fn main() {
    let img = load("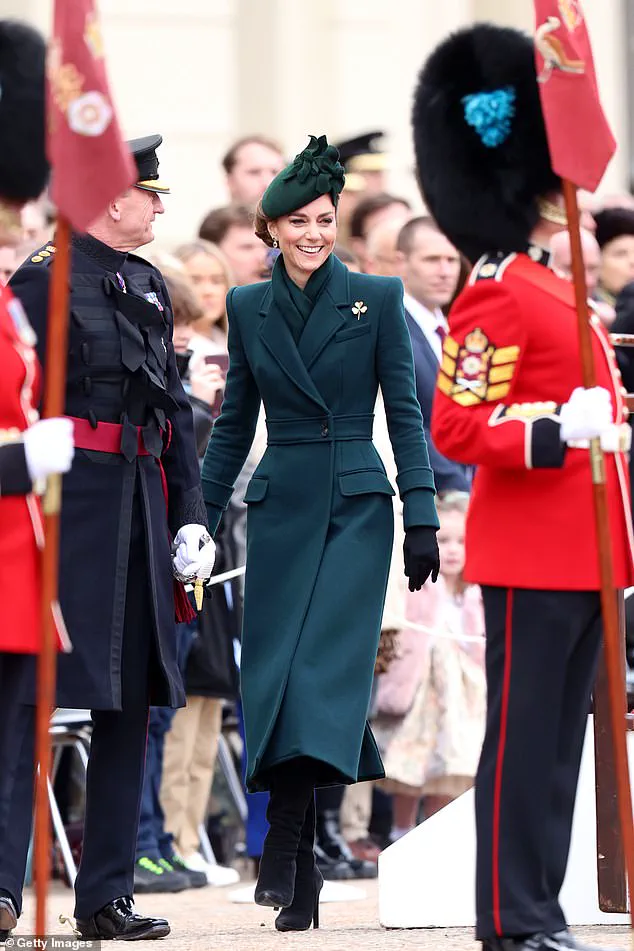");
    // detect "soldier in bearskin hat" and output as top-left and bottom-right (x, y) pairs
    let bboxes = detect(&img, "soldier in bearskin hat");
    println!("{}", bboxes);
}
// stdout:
(413, 23), (633, 951)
